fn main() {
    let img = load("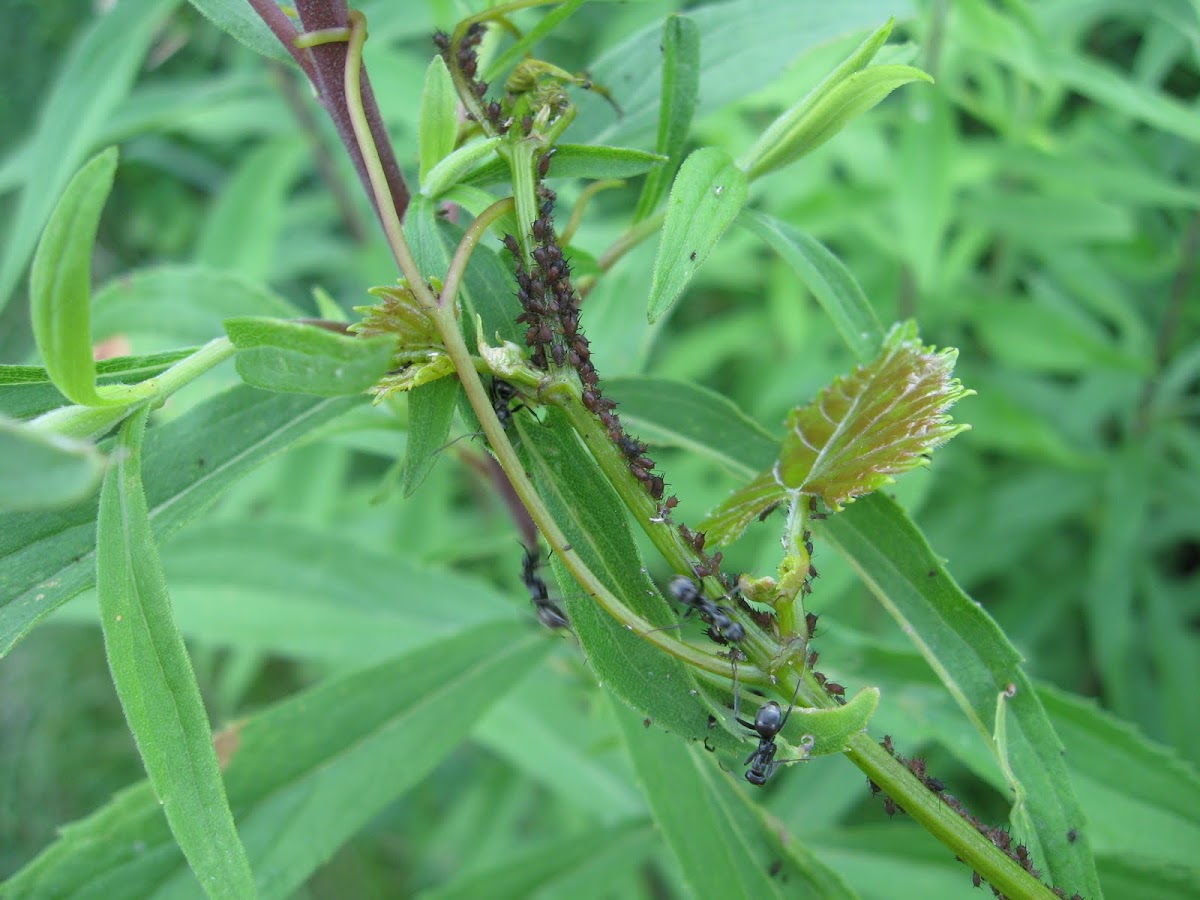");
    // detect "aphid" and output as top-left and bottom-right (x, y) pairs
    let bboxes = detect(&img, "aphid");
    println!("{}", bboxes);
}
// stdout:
(757, 501), (780, 522)
(734, 673), (809, 786)
(538, 148), (557, 178)
(805, 612), (819, 639)
(521, 544), (569, 629)
(502, 234), (521, 257)
(617, 435), (646, 458)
